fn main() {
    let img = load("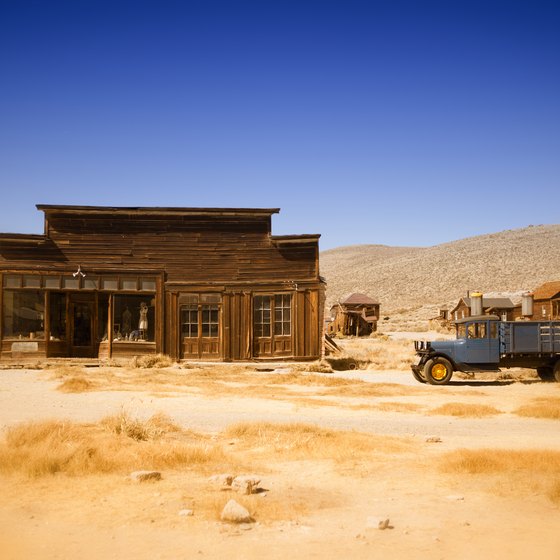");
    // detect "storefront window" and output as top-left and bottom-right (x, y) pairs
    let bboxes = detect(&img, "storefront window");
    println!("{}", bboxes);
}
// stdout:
(2, 290), (44, 339)
(113, 294), (155, 342)
(121, 278), (138, 291)
(140, 278), (156, 291)
(98, 293), (109, 342)
(49, 292), (66, 341)
(83, 277), (99, 290)
(63, 277), (80, 289)
(44, 276), (61, 289)
(3, 275), (21, 288)
(23, 275), (41, 288)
